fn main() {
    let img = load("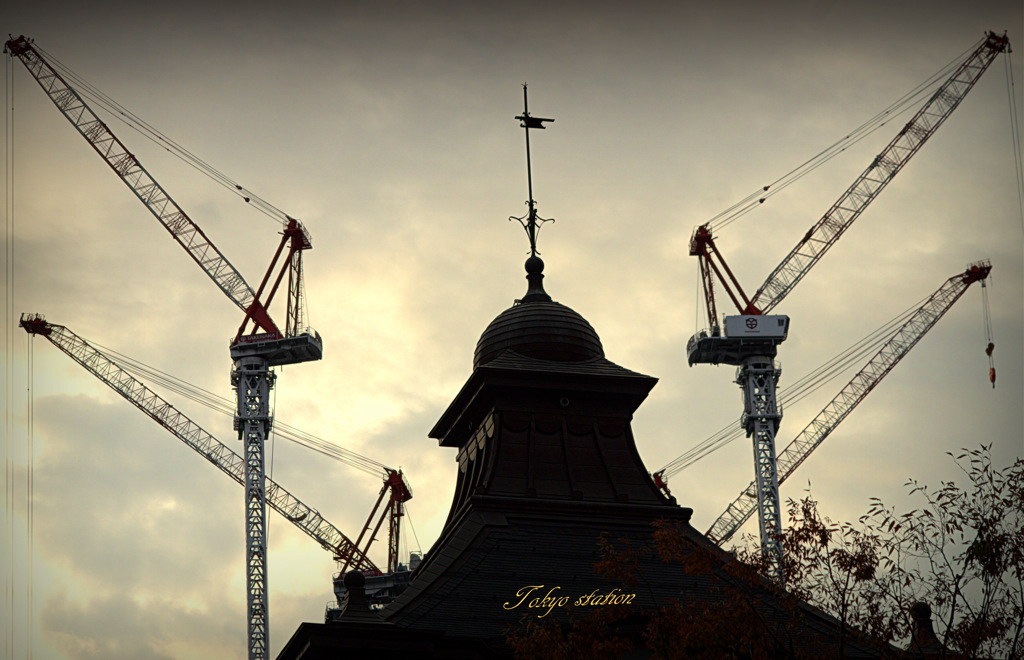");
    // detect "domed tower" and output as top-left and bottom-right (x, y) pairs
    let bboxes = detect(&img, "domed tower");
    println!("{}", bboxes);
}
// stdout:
(434, 255), (674, 513)
(279, 92), (891, 659)
(473, 254), (604, 367)
(371, 254), (693, 643)
(281, 255), (893, 658)
(370, 89), (697, 643)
